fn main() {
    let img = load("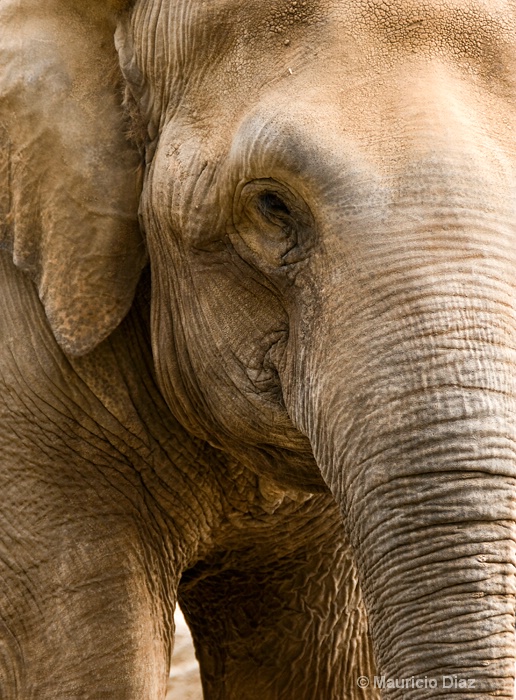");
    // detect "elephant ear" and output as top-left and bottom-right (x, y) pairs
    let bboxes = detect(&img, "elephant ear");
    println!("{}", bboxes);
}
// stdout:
(0, 0), (146, 356)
